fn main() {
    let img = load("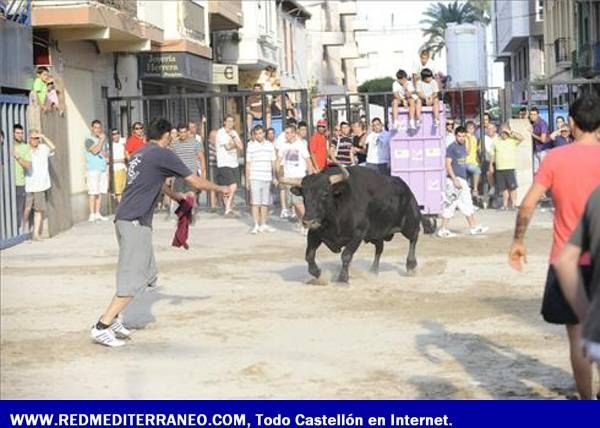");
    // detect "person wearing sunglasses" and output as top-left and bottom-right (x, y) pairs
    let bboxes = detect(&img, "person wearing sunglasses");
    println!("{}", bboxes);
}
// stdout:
(125, 122), (146, 160)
